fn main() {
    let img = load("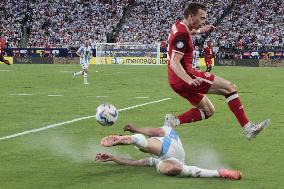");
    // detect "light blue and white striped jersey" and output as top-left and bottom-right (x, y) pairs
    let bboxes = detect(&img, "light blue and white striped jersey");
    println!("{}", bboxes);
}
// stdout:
(77, 45), (93, 61)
